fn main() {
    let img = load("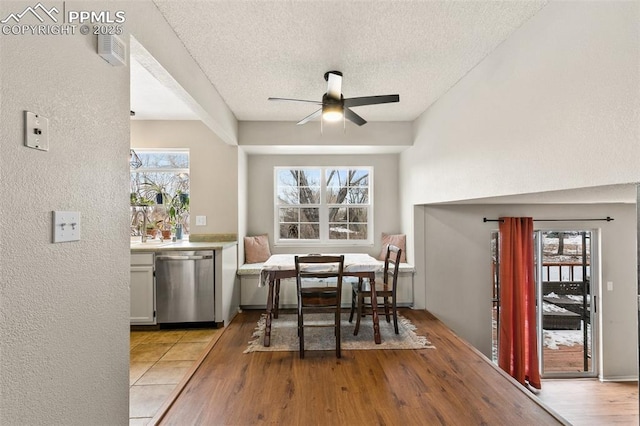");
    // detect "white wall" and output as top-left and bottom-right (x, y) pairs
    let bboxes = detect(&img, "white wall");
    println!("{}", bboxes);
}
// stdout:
(238, 149), (249, 263)
(246, 154), (401, 256)
(398, 0), (639, 378)
(402, 1), (640, 206)
(0, 3), (130, 423)
(422, 203), (637, 380)
(240, 121), (413, 150)
(131, 120), (238, 236)
(126, 1), (238, 145)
